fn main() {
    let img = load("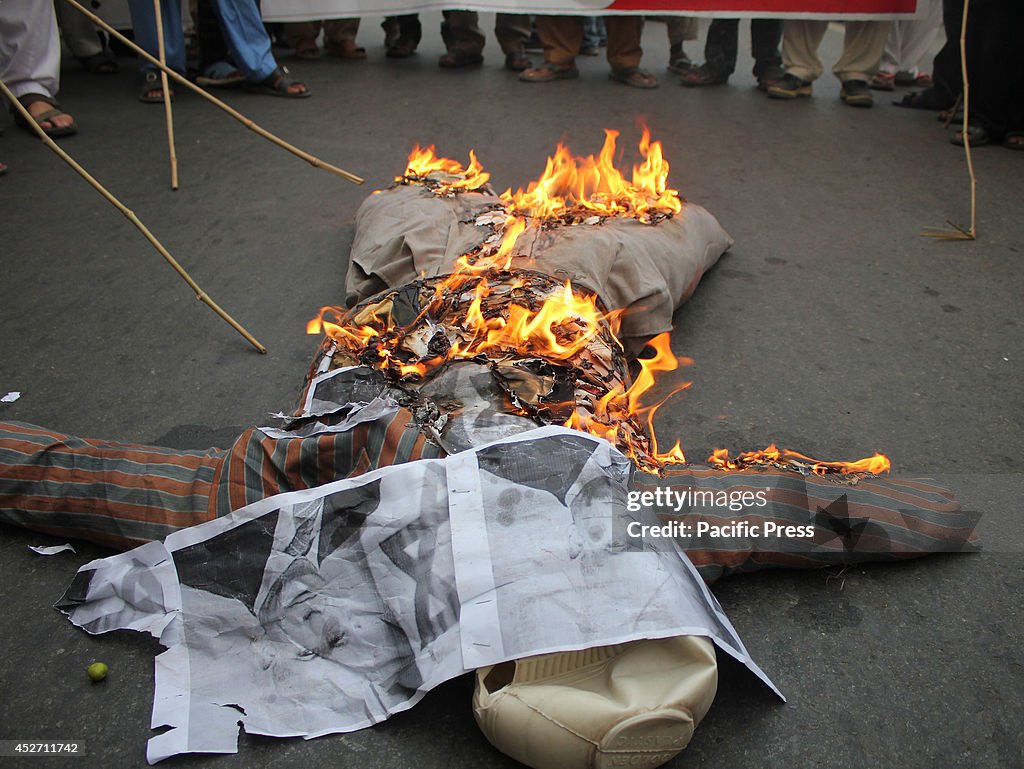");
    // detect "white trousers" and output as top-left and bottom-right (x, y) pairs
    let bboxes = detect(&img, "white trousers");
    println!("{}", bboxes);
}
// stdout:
(879, 0), (944, 76)
(0, 0), (61, 102)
